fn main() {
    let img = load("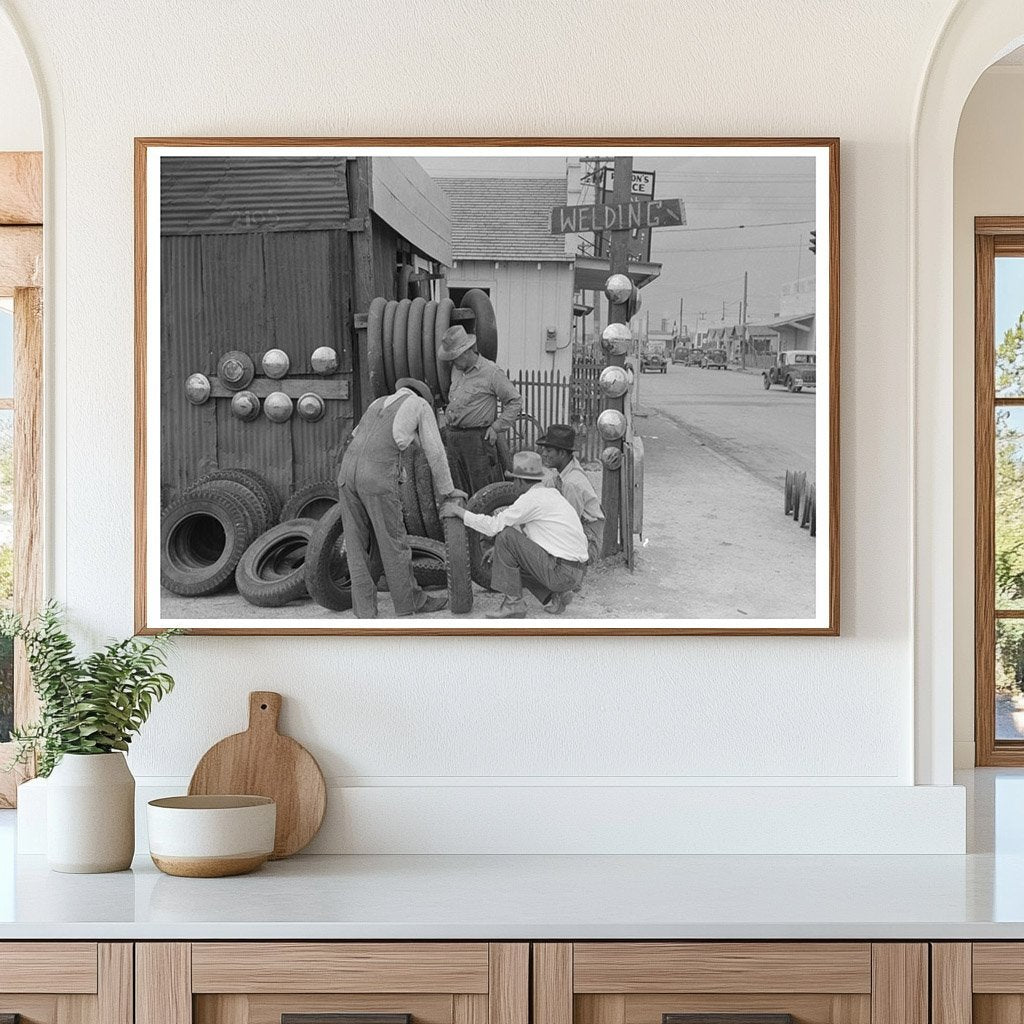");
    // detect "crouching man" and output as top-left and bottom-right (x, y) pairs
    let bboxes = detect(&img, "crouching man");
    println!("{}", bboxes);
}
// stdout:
(441, 451), (588, 619)
(536, 423), (605, 565)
